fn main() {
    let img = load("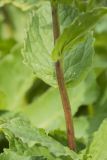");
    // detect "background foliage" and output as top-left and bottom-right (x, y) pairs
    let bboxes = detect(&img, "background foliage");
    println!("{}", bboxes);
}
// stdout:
(0, 0), (107, 159)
